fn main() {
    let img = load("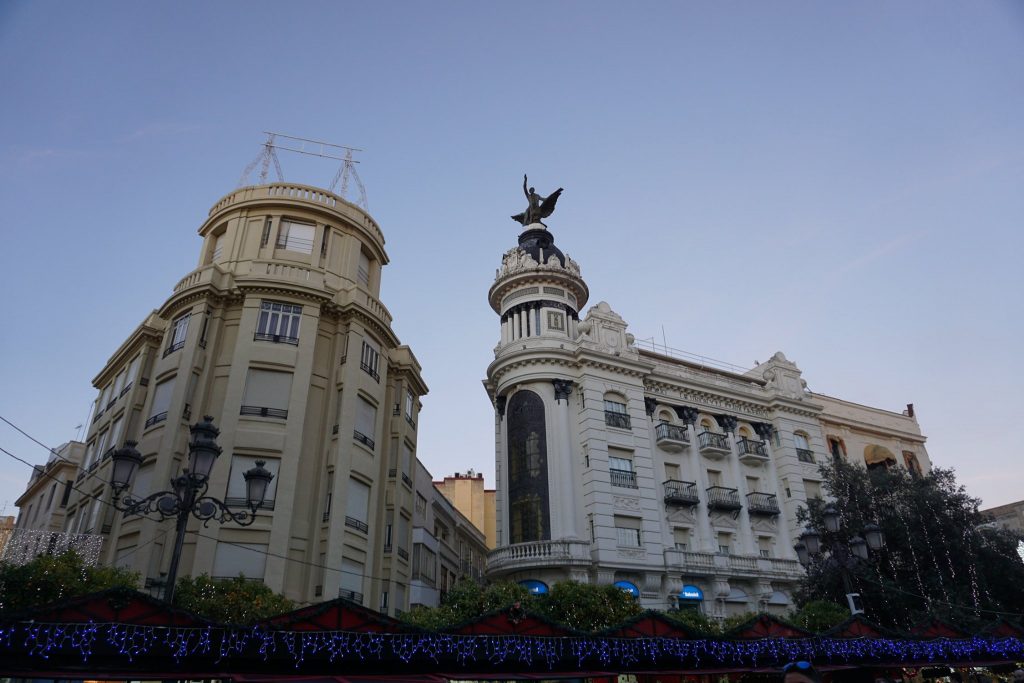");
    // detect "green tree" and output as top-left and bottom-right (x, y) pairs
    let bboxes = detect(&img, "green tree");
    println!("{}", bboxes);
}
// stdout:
(0, 550), (139, 613)
(532, 581), (643, 632)
(664, 607), (719, 634)
(172, 574), (294, 624)
(796, 460), (1024, 630)
(789, 600), (849, 632)
(402, 579), (536, 630)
